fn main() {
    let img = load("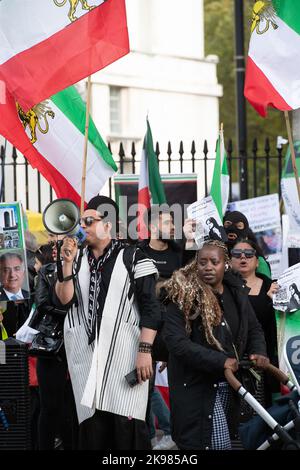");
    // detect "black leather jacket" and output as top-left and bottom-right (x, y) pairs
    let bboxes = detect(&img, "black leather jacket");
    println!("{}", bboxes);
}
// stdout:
(28, 263), (68, 336)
